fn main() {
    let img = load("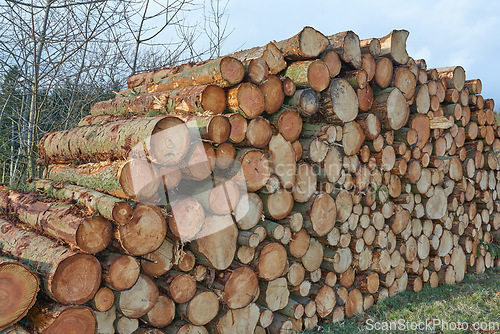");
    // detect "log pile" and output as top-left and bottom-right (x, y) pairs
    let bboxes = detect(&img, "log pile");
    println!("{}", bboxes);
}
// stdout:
(1, 26), (499, 333)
